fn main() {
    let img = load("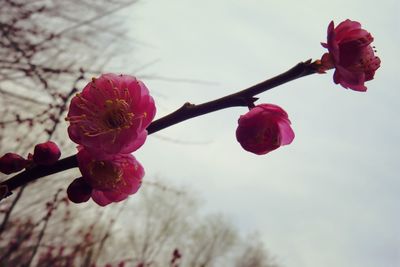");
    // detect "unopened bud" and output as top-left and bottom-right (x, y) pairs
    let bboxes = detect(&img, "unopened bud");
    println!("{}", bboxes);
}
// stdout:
(0, 153), (28, 174)
(67, 177), (92, 203)
(32, 141), (61, 165)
